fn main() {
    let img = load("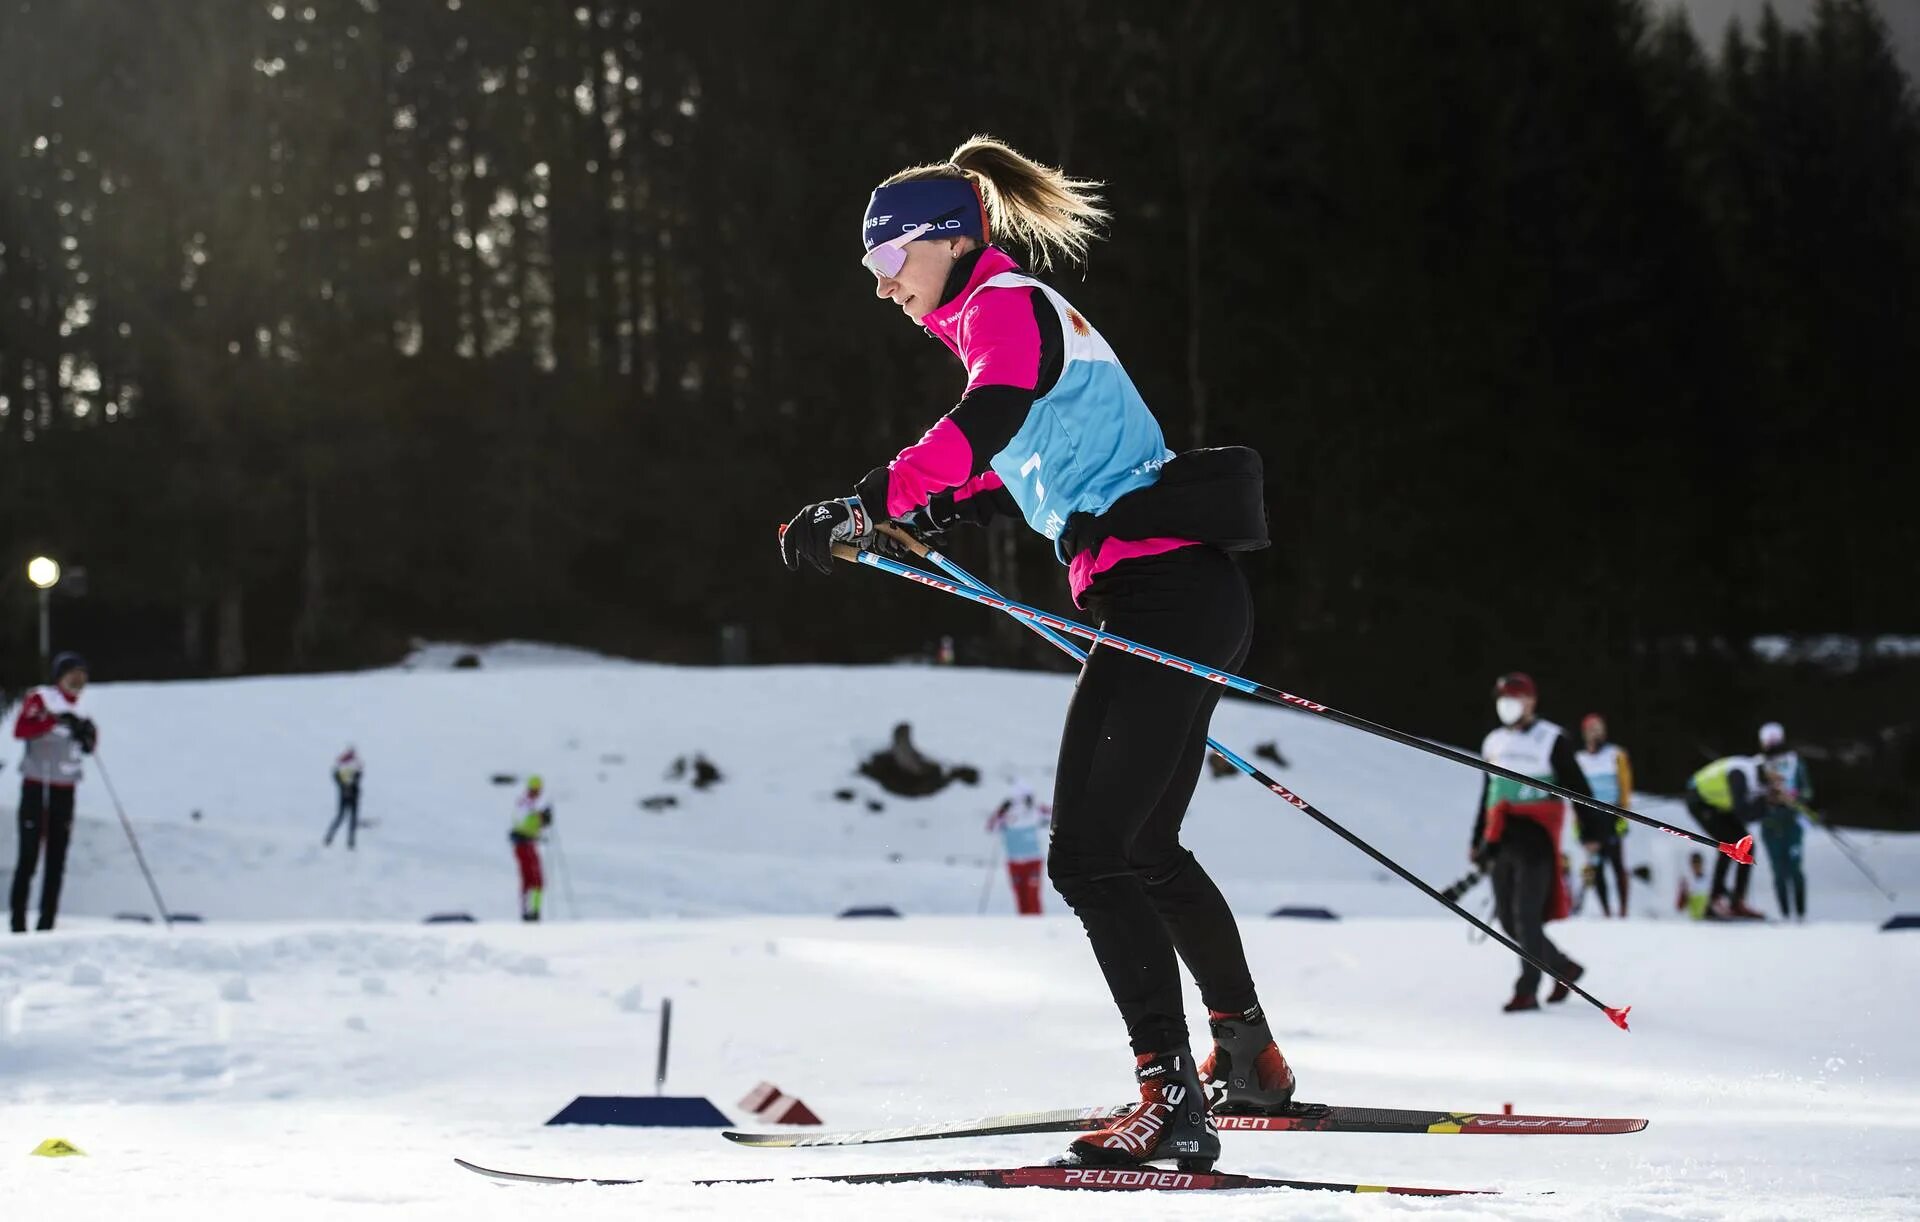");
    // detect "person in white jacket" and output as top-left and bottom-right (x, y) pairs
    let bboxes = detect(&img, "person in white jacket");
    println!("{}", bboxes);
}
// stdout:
(985, 780), (1053, 914)
(11, 652), (97, 933)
